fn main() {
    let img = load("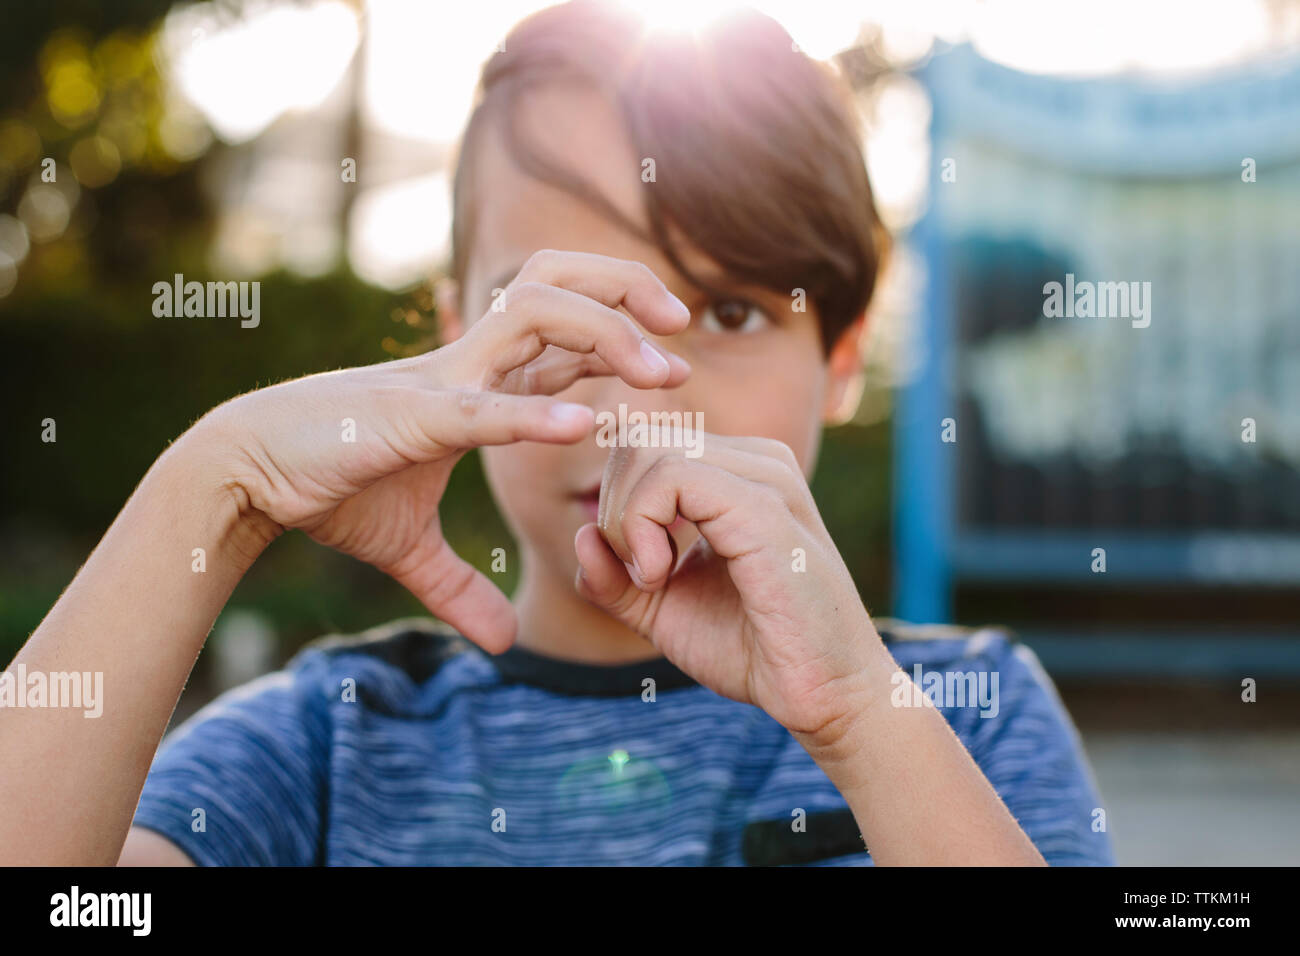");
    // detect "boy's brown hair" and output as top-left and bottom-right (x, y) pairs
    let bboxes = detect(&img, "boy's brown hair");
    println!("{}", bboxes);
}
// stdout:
(450, 0), (890, 354)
